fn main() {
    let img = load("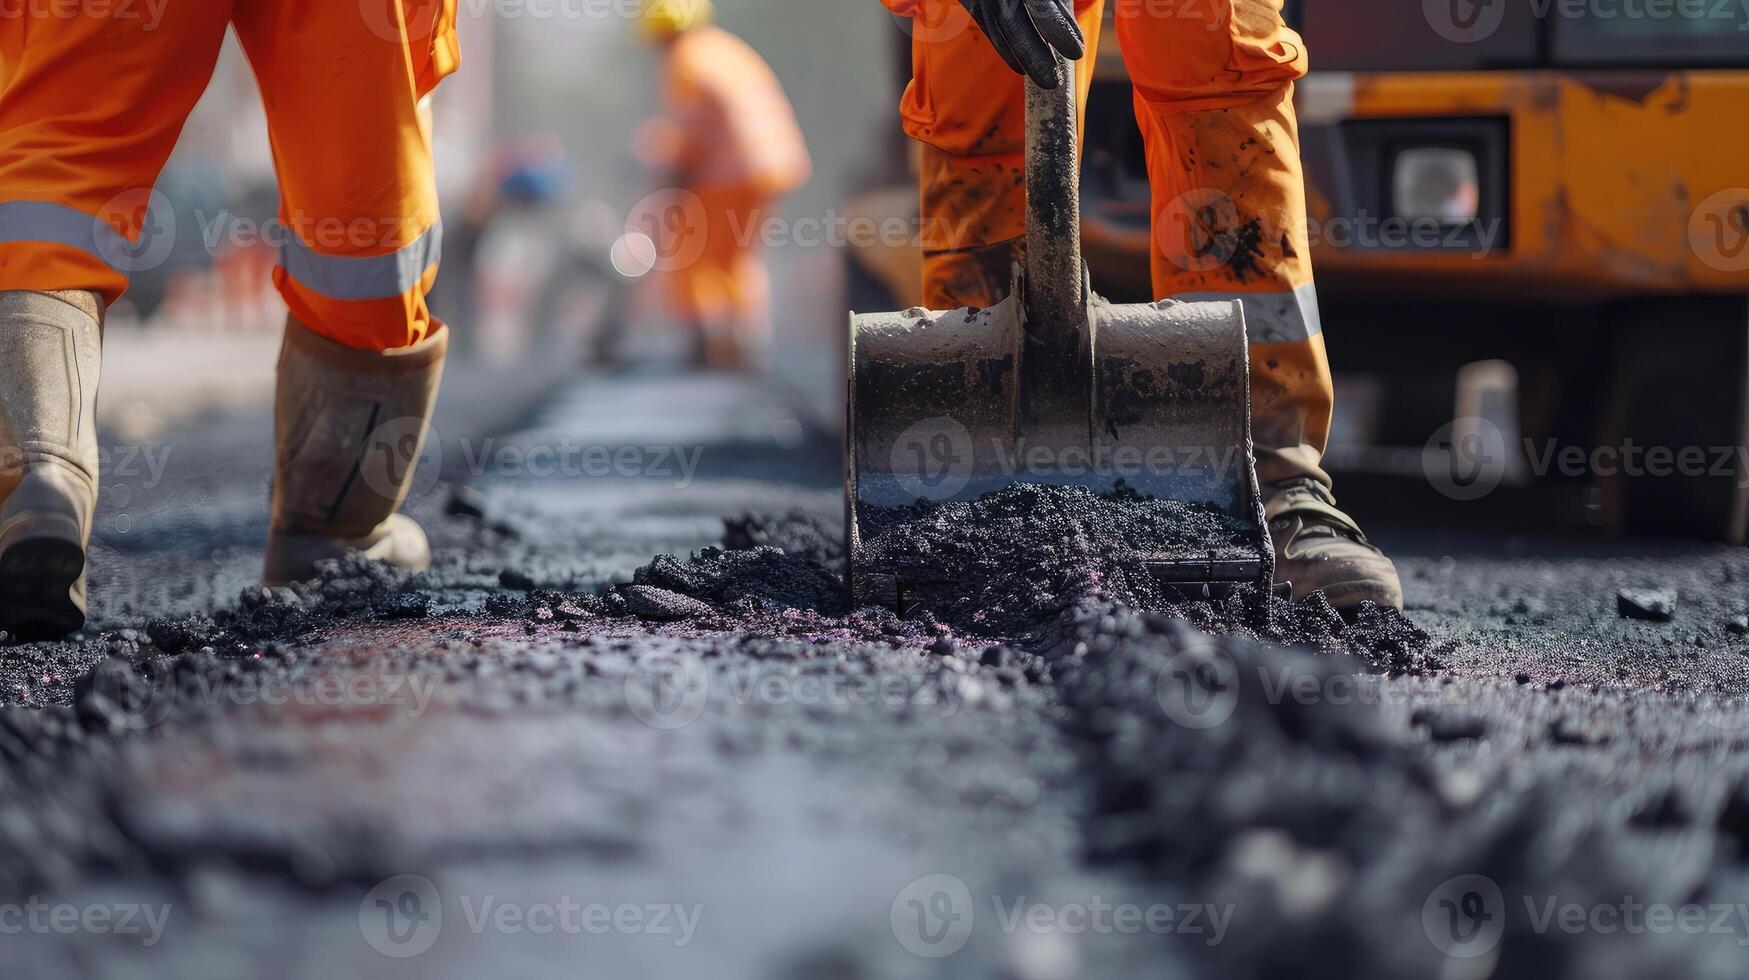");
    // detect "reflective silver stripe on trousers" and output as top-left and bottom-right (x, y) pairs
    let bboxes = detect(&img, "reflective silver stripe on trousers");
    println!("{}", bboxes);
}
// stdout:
(0, 200), (137, 273)
(278, 221), (442, 302)
(1168, 282), (1322, 345)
